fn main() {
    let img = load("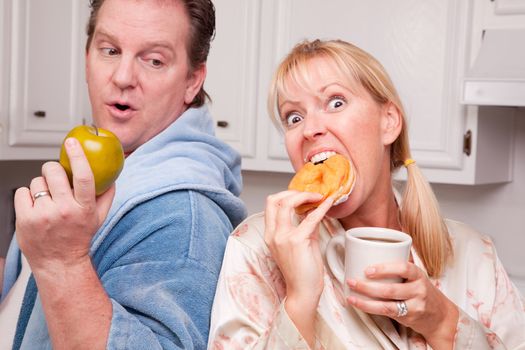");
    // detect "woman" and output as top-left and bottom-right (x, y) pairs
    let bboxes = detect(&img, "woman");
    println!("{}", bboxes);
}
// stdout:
(208, 39), (525, 349)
